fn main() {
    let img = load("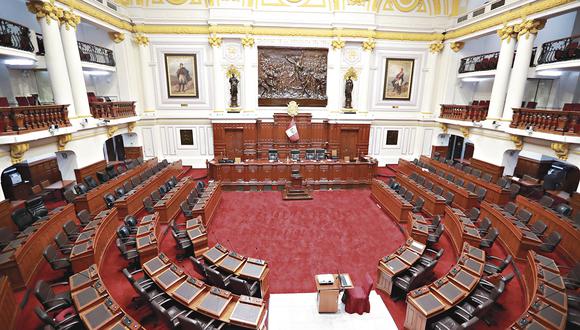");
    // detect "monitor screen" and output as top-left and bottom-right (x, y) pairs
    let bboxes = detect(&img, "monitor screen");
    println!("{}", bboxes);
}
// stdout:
(290, 151), (300, 161)
(8, 172), (22, 185)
